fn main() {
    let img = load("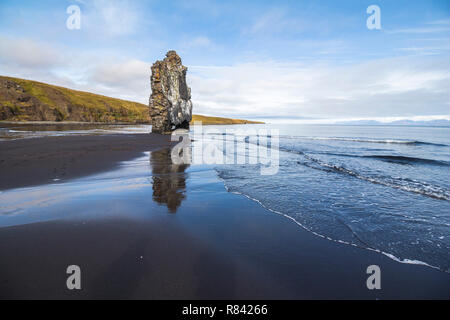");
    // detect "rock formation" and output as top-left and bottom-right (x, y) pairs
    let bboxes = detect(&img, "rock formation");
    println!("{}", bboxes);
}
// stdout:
(149, 50), (193, 134)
